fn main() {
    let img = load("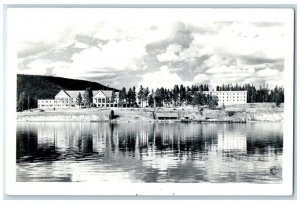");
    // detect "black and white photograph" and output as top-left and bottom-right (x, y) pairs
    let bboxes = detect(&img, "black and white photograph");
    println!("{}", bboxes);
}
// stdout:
(4, 7), (294, 196)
